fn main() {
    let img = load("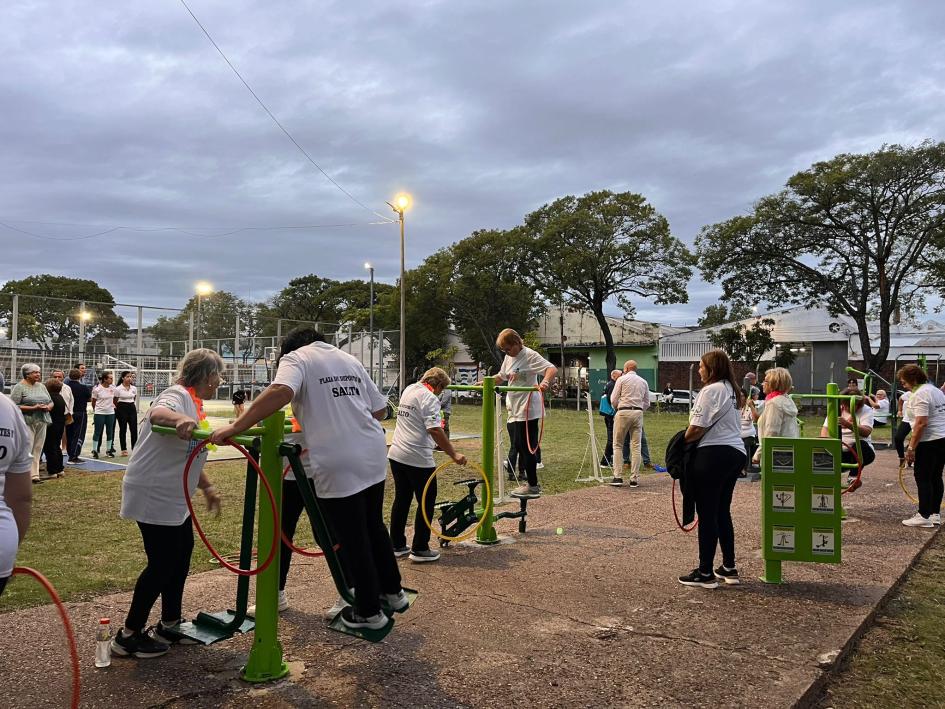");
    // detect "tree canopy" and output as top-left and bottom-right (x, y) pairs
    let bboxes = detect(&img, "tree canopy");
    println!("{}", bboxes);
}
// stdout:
(697, 303), (753, 328)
